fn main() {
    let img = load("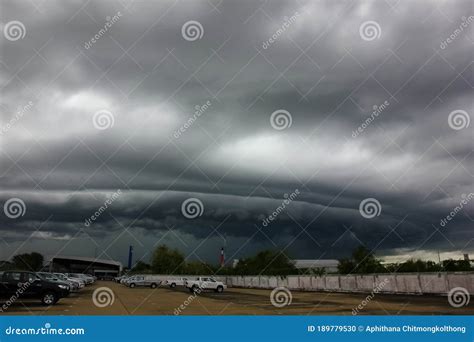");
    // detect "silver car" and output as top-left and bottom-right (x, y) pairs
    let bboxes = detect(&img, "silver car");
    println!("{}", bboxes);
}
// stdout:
(126, 275), (161, 288)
